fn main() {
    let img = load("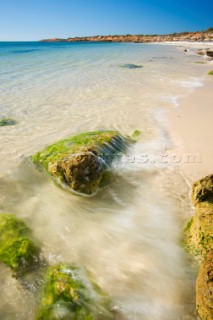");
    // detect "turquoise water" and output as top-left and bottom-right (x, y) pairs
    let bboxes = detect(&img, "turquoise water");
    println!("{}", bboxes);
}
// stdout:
(0, 42), (204, 319)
